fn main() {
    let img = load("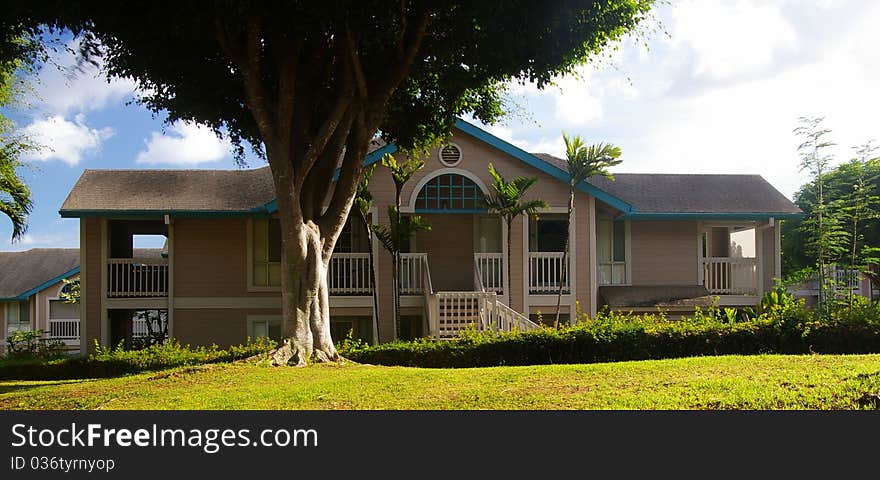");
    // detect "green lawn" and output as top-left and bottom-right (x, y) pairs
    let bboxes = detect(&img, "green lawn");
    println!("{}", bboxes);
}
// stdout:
(2, 354), (879, 410)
